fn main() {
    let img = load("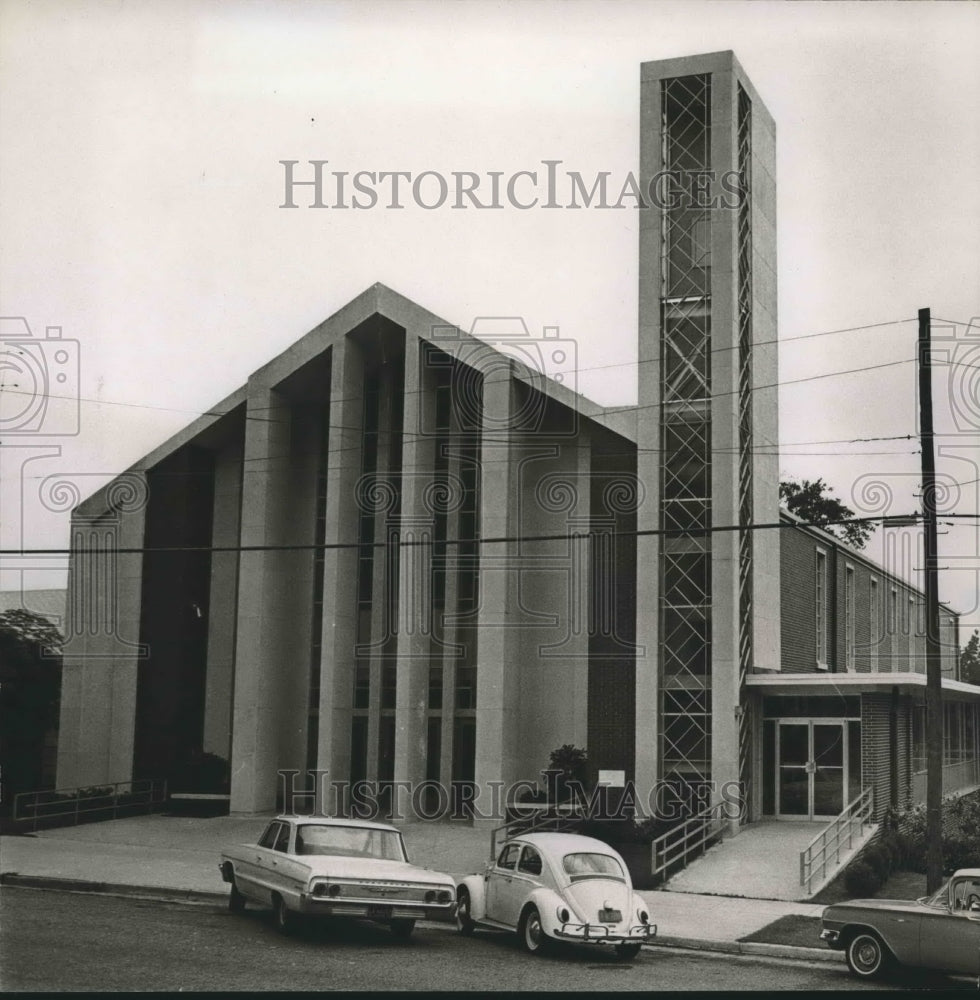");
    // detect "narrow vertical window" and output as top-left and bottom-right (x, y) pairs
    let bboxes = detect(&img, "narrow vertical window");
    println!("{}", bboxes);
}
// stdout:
(815, 549), (828, 668)
(869, 577), (879, 672)
(844, 565), (855, 672)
